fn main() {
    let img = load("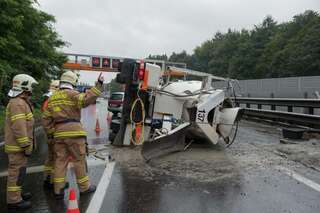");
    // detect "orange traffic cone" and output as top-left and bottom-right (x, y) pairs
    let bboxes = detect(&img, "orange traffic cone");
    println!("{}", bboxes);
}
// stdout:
(67, 188), (79, 213)
(95, 118), (101, 135)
